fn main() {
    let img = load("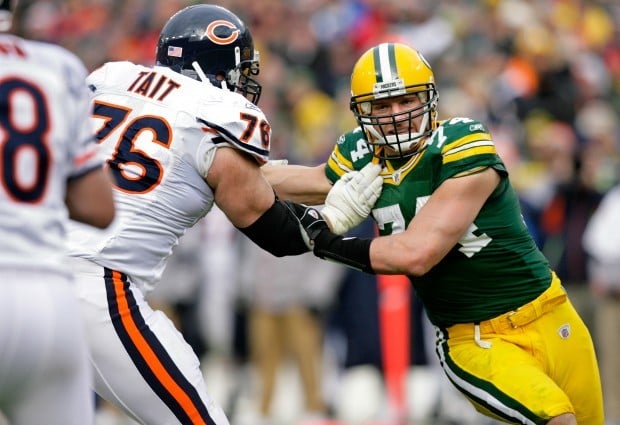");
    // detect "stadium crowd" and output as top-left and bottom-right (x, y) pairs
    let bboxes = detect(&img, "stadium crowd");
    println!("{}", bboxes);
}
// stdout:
(10, 0), (620, 424)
